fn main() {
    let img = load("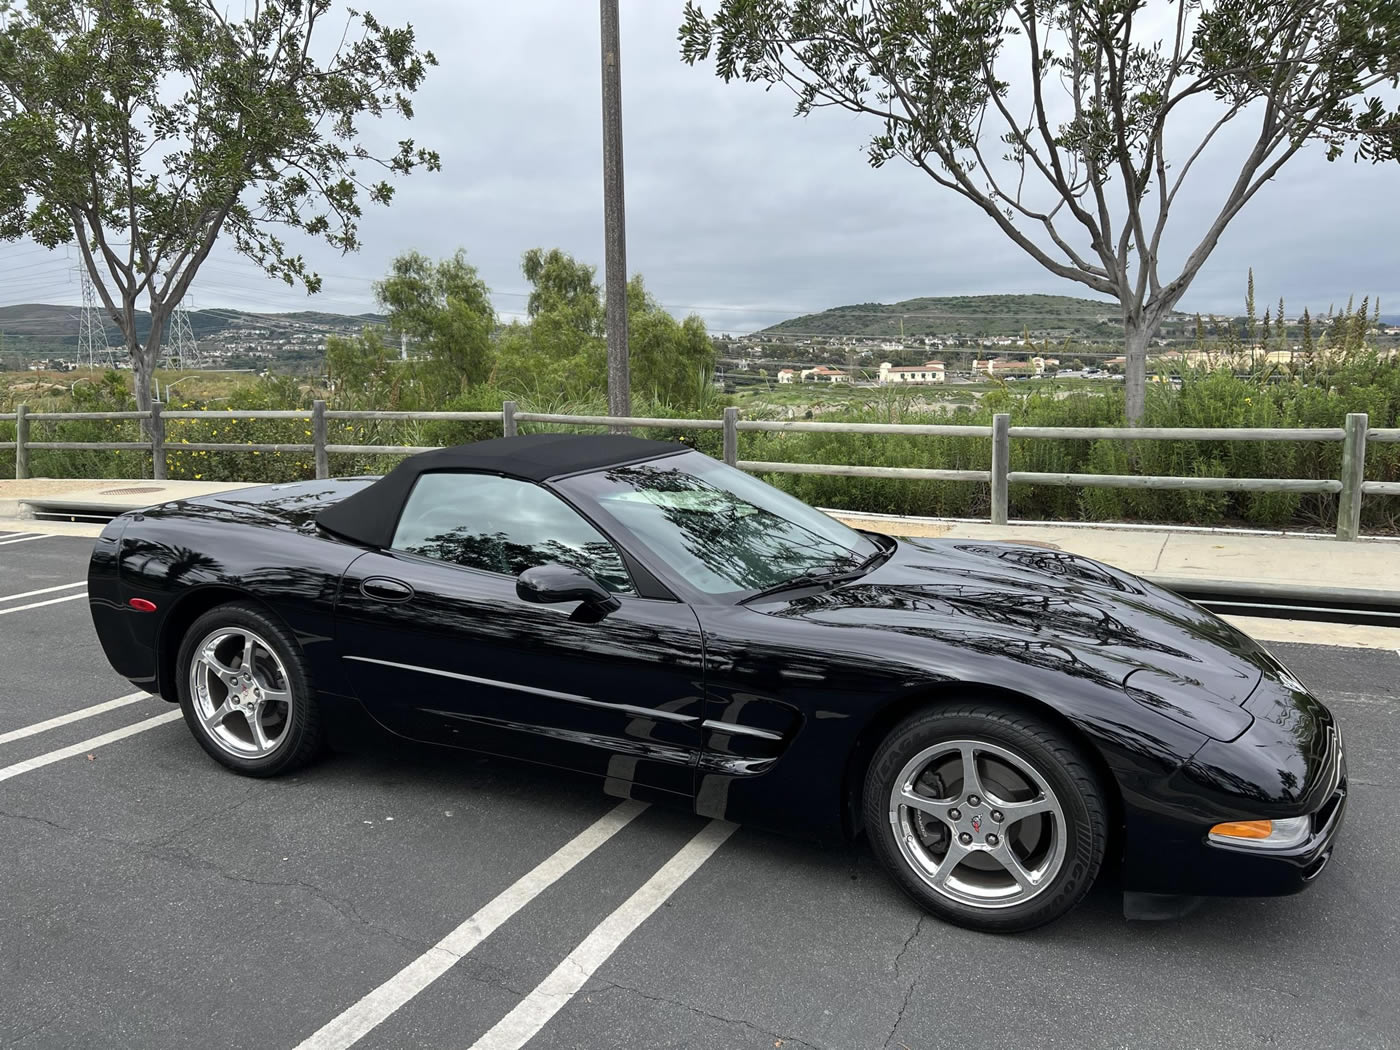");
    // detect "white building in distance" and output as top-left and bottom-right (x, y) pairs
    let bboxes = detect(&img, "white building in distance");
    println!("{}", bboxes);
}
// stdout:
(878, 361), (946, 384)
(800, 366), (851, 383)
